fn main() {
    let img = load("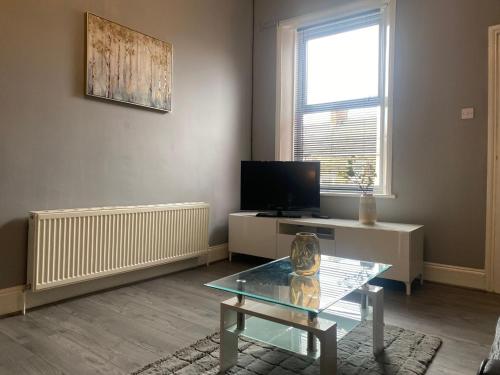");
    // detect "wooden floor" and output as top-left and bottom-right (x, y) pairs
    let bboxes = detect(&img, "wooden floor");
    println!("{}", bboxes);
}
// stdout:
(0, 258), (499, 374)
